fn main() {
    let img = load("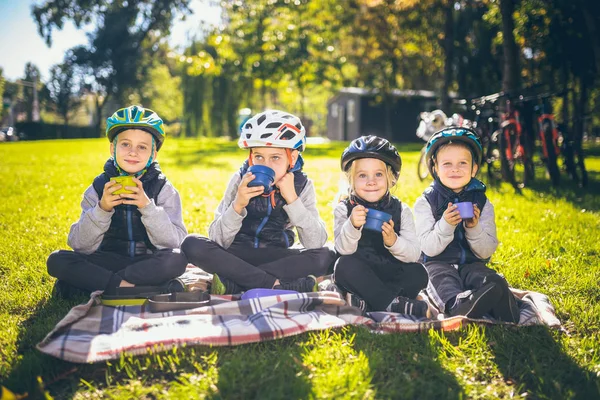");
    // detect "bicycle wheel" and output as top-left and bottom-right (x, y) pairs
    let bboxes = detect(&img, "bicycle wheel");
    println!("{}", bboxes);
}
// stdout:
(541, 120), (560, 186)
(417, 146), (429, 181)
